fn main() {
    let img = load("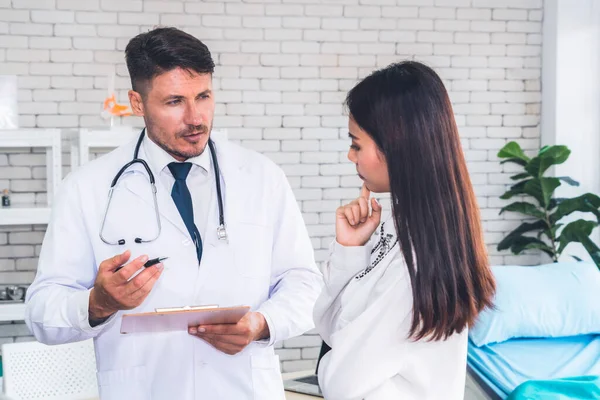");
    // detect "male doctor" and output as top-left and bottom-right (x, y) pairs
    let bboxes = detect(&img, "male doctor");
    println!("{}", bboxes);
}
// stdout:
(25, 27), (322, 400)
